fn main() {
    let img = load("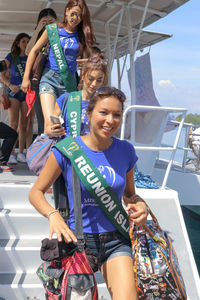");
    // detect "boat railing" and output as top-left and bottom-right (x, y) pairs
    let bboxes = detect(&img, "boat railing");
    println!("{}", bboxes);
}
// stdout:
(120, 105), (187, 189)
(169, 121), (200, 170)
